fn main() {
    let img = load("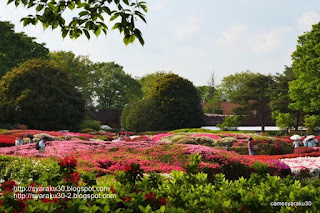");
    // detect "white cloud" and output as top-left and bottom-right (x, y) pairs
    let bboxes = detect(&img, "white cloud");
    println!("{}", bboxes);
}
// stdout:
(175, 15), (201, 38)
(251, 27), (293, 53)
(298, 11), (320, 33)
(216, 24), (248, 47)
(150, 1), (167, 12)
